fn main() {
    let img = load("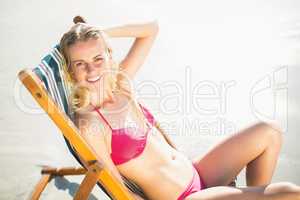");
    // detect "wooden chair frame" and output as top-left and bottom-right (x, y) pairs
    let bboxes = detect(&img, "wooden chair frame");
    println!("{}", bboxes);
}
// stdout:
(19, 68), (237, 200)
(19, 69), (134, 200)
